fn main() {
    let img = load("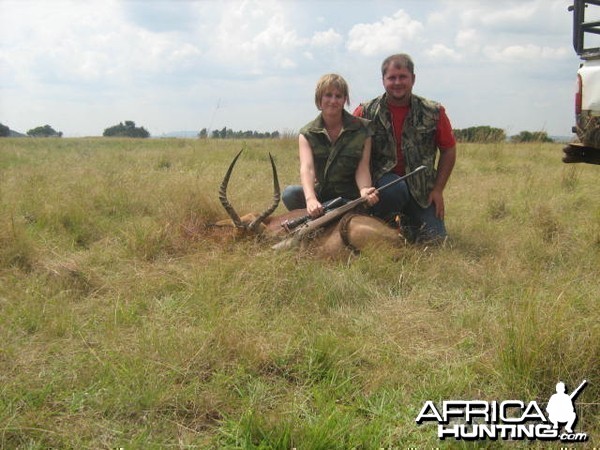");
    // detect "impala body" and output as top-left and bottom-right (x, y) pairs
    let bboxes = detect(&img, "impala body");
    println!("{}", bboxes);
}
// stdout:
(217, 150), (403, 258)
